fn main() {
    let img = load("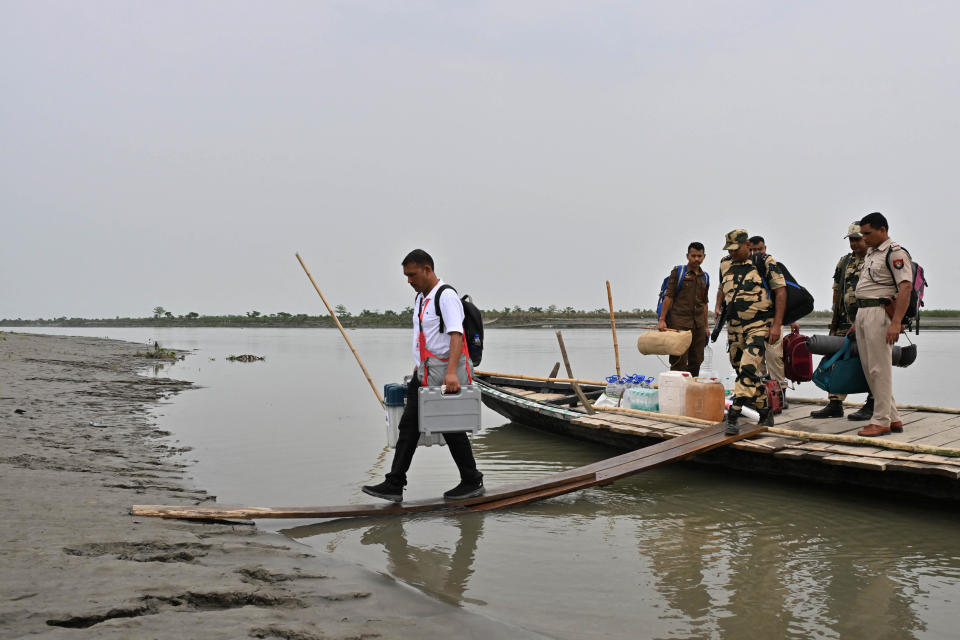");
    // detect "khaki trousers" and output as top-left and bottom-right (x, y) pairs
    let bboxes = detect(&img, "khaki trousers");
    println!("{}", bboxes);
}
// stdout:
(762, 335), (785, 385)
(855, 306), (899, 427)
